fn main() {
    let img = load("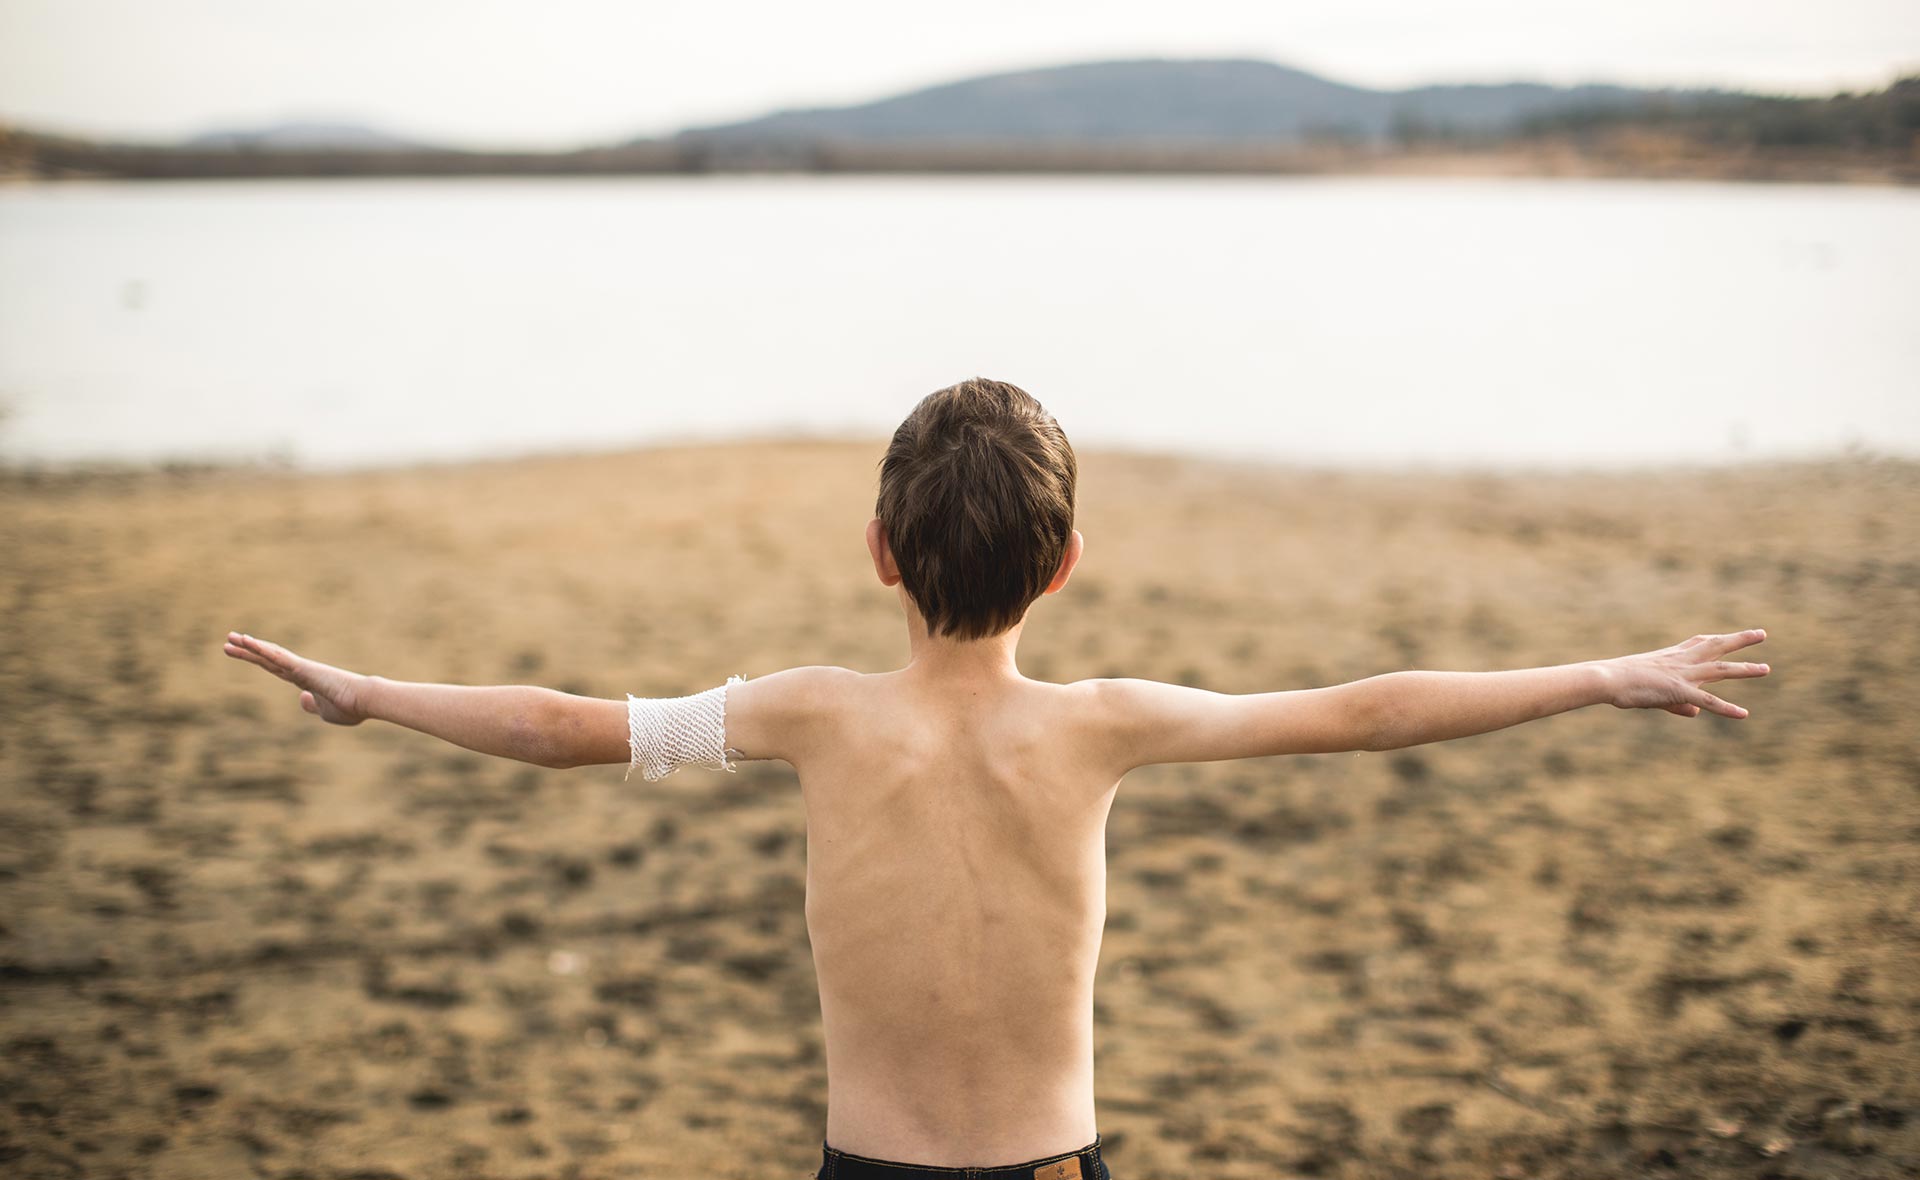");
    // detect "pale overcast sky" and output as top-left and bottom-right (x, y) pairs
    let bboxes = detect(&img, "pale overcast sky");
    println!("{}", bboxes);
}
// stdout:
(4, 0), (1916, 148)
